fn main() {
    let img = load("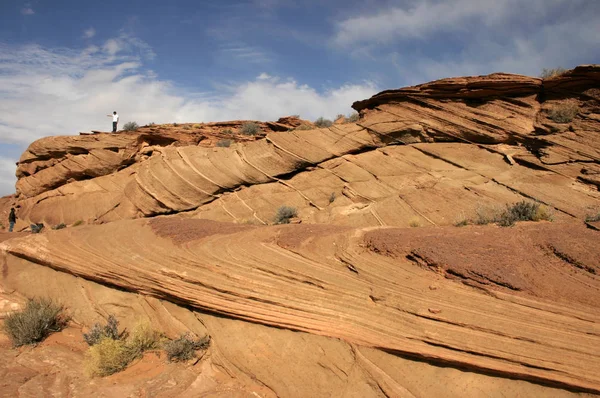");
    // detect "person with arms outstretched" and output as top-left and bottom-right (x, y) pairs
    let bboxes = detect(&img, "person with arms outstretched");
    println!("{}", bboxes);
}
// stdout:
(107, 111), (119, 132)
